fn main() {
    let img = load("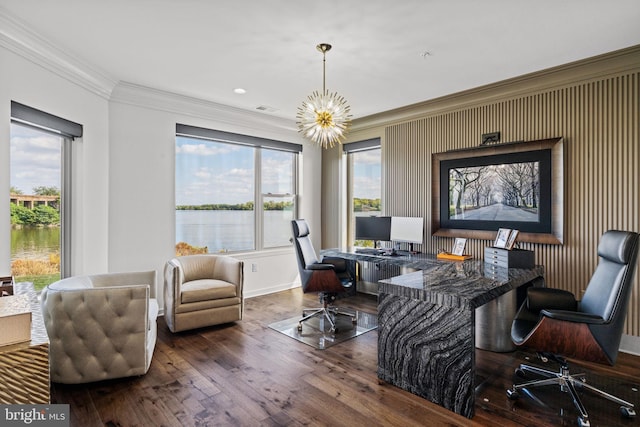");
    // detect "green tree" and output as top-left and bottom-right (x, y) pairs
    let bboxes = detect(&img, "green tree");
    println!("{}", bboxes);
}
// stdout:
(33, 205), (60, 225)
(10, 186), (23, 195)
(353, 197), (381, 212)
(33, 186), (60, 196)
(10, 203), (35, 225)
